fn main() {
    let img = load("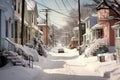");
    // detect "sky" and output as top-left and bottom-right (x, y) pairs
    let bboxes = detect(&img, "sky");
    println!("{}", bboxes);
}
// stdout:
(31, 0), (94, 28)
